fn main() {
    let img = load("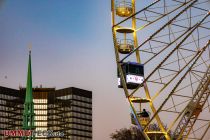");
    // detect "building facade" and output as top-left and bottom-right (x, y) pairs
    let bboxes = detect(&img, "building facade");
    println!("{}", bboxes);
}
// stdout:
(0, 87), (24, 134)
(0, 86), (92, 140)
